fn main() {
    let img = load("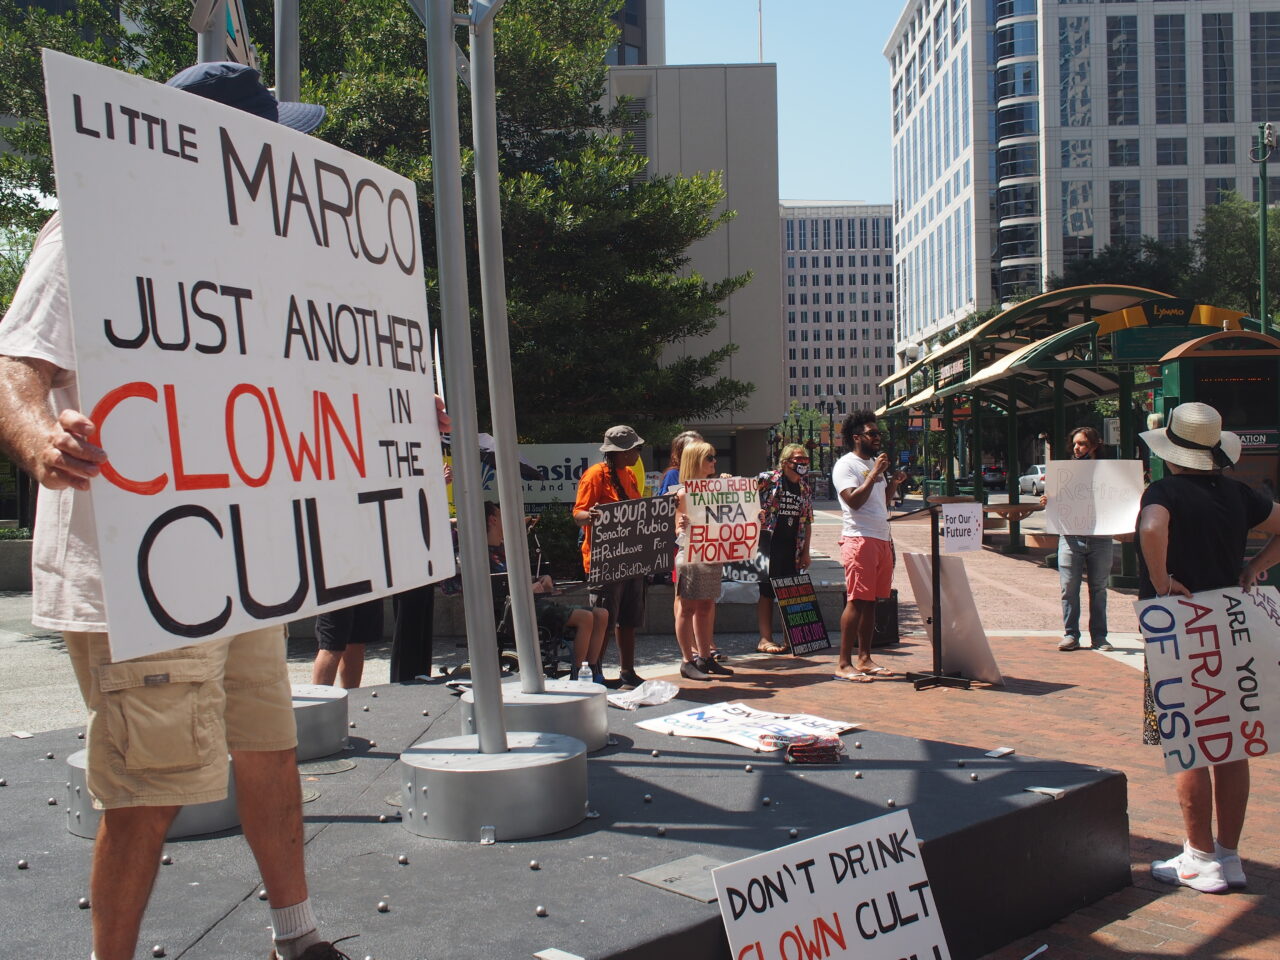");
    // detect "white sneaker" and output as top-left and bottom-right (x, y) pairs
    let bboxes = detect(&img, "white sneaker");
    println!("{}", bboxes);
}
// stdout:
(1215, 843), (1247, 889)
(1152, 843), (1228, 894)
